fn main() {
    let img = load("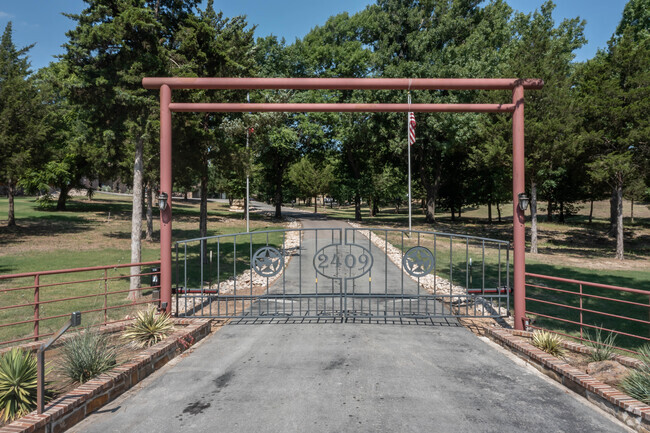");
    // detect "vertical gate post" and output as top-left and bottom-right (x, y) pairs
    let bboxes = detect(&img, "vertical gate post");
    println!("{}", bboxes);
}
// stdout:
(512, 84), (526, 330)
(160, 84), (173, 313)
